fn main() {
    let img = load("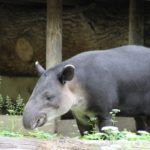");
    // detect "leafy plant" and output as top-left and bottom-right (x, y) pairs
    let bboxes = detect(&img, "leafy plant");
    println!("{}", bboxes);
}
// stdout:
(87, 117), (97, 134)
(16, 94), (25, 115)
(0, 94), (3, 112)
(0, 76), (2, 85)
(28, 129), (57, 139)
(81, 127), (150, 141)
(0, 129), (57, 139)
(0, 94), (25, 115)
(0, 130), (23, 137)
(110, 109), (120, 126)
(0, 77), (25, 115)
(0, 77), (3, 112)
(5, 95), (15, 115)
